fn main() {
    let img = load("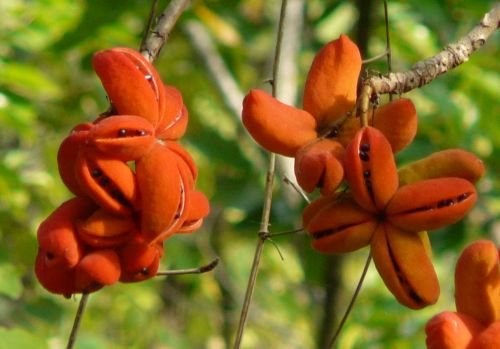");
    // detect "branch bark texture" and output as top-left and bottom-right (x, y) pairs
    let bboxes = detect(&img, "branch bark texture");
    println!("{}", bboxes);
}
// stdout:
(140, 0), (191, 62)
(365, 3), (499, 96)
